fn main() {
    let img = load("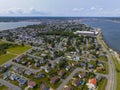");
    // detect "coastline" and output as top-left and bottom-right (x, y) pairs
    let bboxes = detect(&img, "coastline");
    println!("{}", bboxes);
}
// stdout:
(98, 29), (120, 63)
(0, 21), (41, 31)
